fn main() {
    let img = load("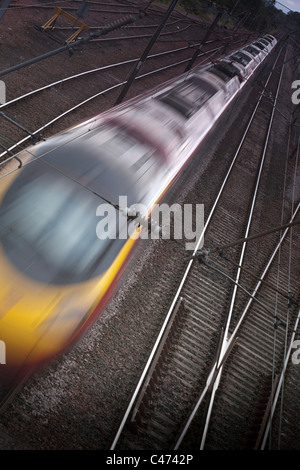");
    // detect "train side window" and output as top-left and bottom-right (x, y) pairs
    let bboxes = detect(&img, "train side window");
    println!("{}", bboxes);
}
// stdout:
(157, 76), (218, 119)
(208, 61), (240, 83)
(260, 39), (269, 47)
(230, 52), (251, 66)
(265, 36), (274, 43)
(253, 42), (265, 50)
(244, 46), (260, 57)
